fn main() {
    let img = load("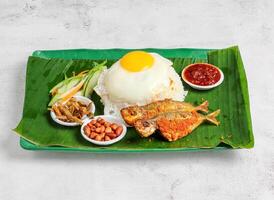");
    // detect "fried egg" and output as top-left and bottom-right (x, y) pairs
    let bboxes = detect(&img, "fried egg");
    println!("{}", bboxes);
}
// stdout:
(94, 51), (187, 120)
